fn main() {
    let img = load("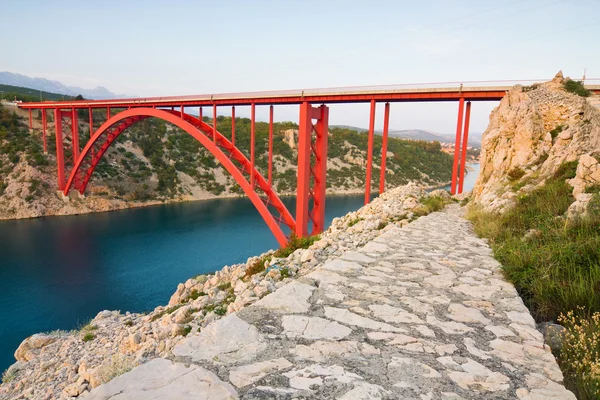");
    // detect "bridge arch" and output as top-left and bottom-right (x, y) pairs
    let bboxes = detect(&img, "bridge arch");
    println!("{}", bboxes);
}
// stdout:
(64, 107), (295, 246)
